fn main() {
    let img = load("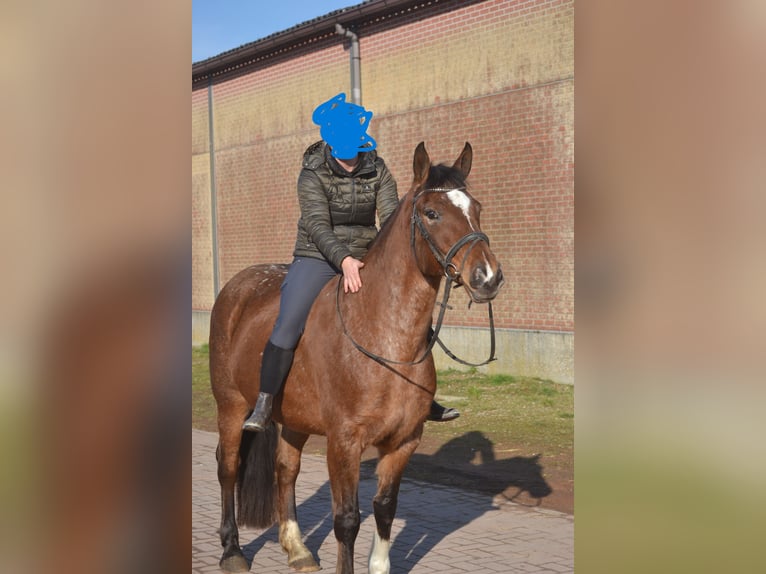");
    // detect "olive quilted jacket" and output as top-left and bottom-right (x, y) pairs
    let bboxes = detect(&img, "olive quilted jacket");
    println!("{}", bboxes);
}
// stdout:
(292, 141), (399, 268)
